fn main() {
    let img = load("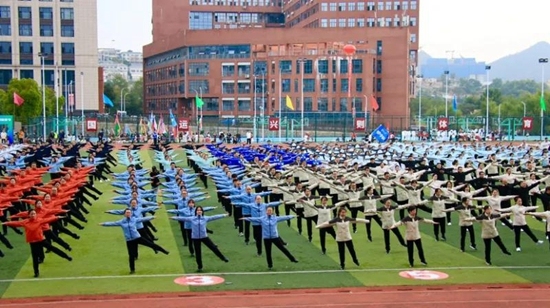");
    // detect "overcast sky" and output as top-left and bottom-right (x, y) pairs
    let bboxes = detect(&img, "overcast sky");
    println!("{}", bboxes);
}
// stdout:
(98, 0), (550, 62)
